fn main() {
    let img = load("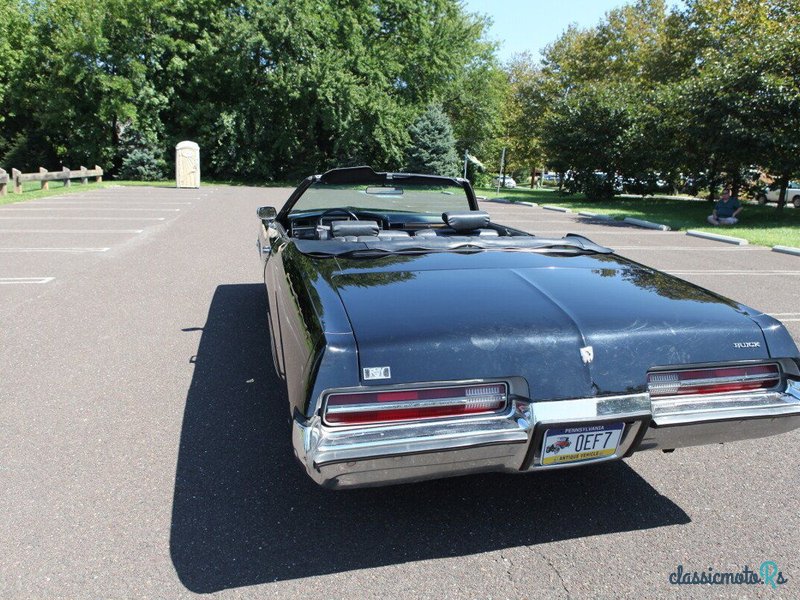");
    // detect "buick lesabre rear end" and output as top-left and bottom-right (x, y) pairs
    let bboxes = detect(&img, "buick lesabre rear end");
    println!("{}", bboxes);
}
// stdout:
(256, 167), (800, 488)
